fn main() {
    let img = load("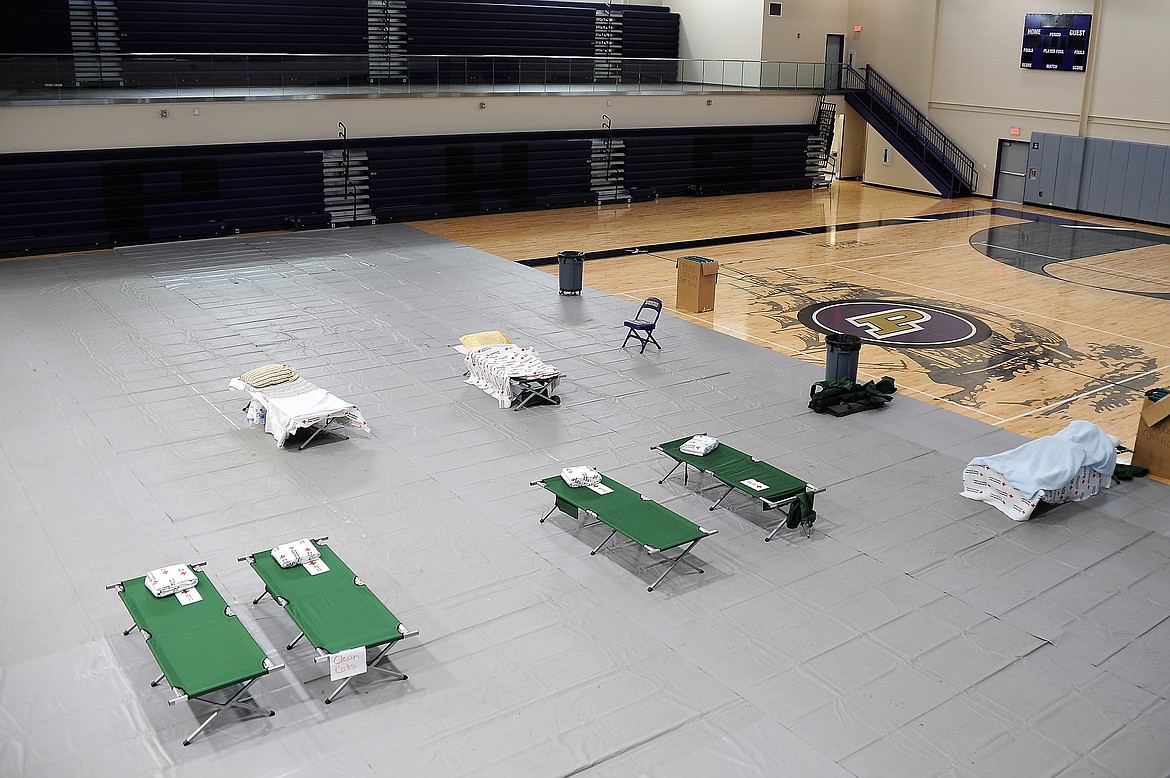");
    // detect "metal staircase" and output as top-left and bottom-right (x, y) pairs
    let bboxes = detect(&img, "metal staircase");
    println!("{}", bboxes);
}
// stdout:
(368, 0), (407, 82)
(68, 0), (123, 86)
(841, 64), (977, 197)
(592, 115), (631, 204)
(593, 8), (623, 83)
(806, 95), (837, 189)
